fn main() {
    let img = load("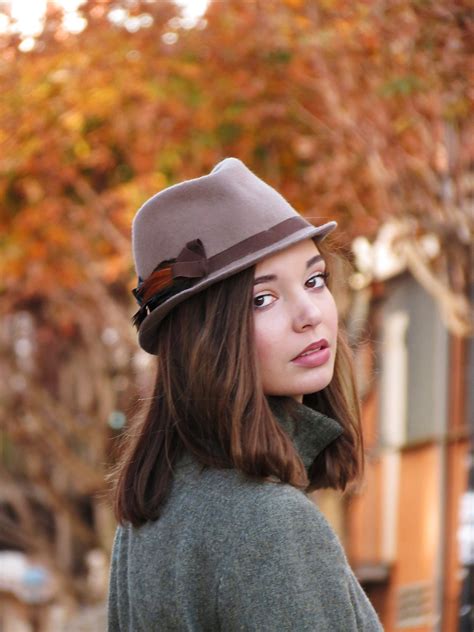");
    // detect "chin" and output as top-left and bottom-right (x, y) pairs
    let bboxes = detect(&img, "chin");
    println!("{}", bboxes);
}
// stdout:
(291, 371), (334, 397)
(276, 381), (332, 400)
(264, 364), (335, 399)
